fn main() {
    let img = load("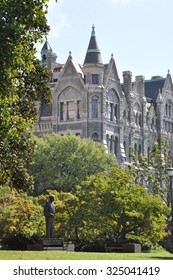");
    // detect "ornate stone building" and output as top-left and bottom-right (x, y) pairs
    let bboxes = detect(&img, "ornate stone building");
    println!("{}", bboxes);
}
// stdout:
(34, 26), (173, 163)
